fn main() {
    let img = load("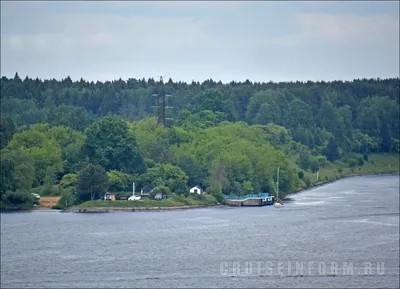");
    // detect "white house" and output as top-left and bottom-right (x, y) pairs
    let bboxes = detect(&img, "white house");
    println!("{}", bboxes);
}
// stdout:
(189, 185), (204, 195)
